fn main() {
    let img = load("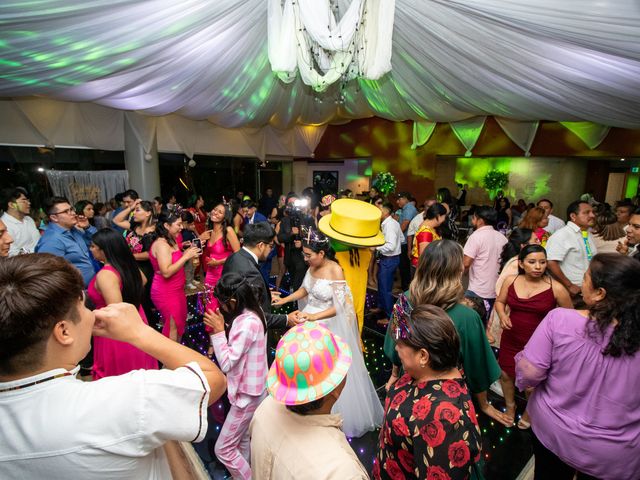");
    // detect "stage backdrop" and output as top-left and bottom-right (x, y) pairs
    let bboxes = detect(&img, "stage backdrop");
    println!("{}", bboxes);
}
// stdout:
(45, 170), (129, 205)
